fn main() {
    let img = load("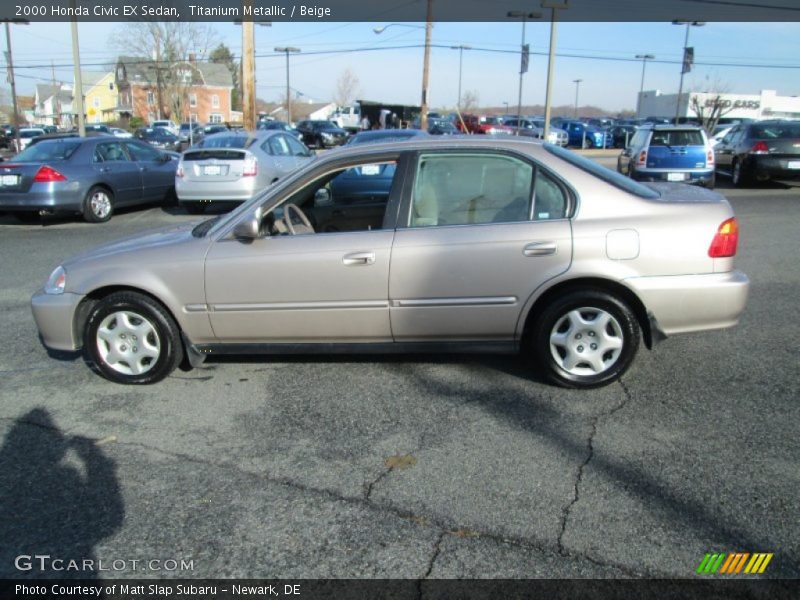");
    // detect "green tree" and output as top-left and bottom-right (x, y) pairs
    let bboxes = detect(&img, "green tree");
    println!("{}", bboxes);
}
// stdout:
(209, 43), (242, 113)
